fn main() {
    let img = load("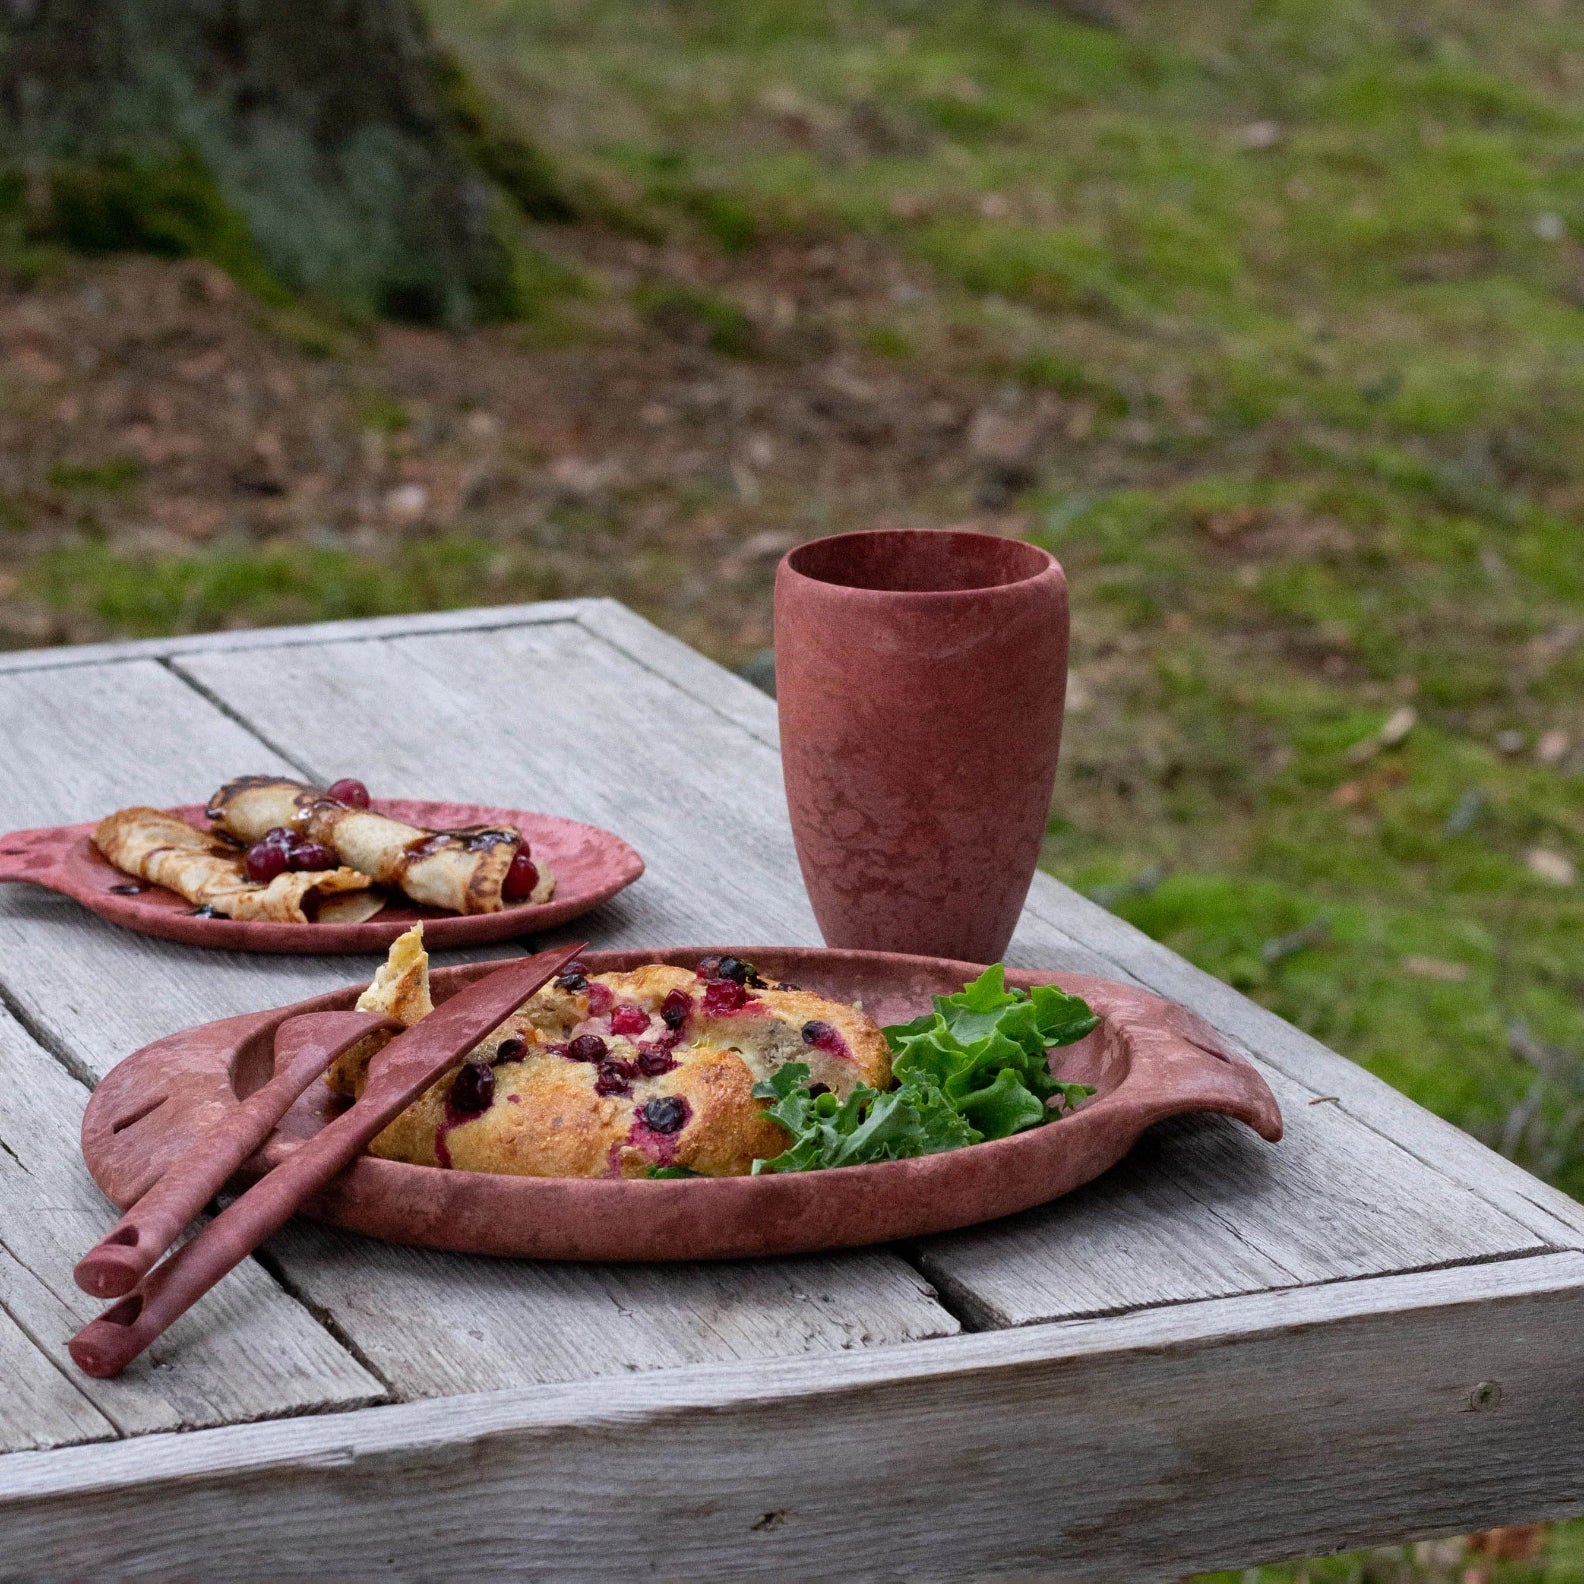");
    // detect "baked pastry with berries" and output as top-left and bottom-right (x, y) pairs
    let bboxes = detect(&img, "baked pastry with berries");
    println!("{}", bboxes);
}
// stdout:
(329, 931), (891, 1177)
